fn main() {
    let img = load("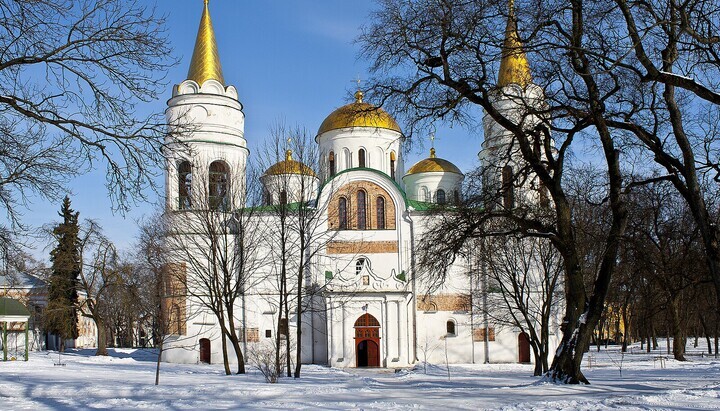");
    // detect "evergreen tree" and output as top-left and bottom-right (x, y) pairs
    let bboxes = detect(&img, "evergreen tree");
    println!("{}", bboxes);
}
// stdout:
(46, 196), (80, 349)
